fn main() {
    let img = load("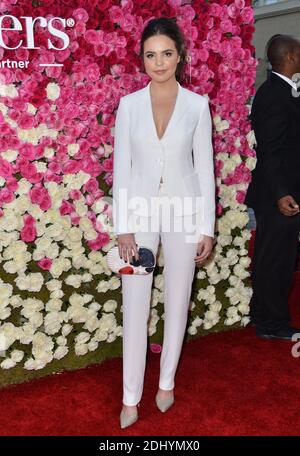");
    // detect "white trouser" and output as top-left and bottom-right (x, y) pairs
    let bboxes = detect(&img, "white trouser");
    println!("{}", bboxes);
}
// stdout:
(121, 183), (203, 406)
